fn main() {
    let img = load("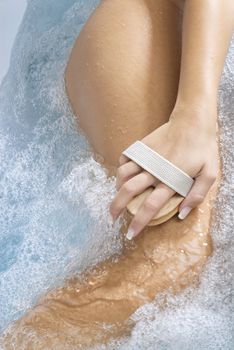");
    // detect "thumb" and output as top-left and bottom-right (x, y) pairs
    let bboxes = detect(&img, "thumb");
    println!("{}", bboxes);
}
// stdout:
(178, 165), (217, 220)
